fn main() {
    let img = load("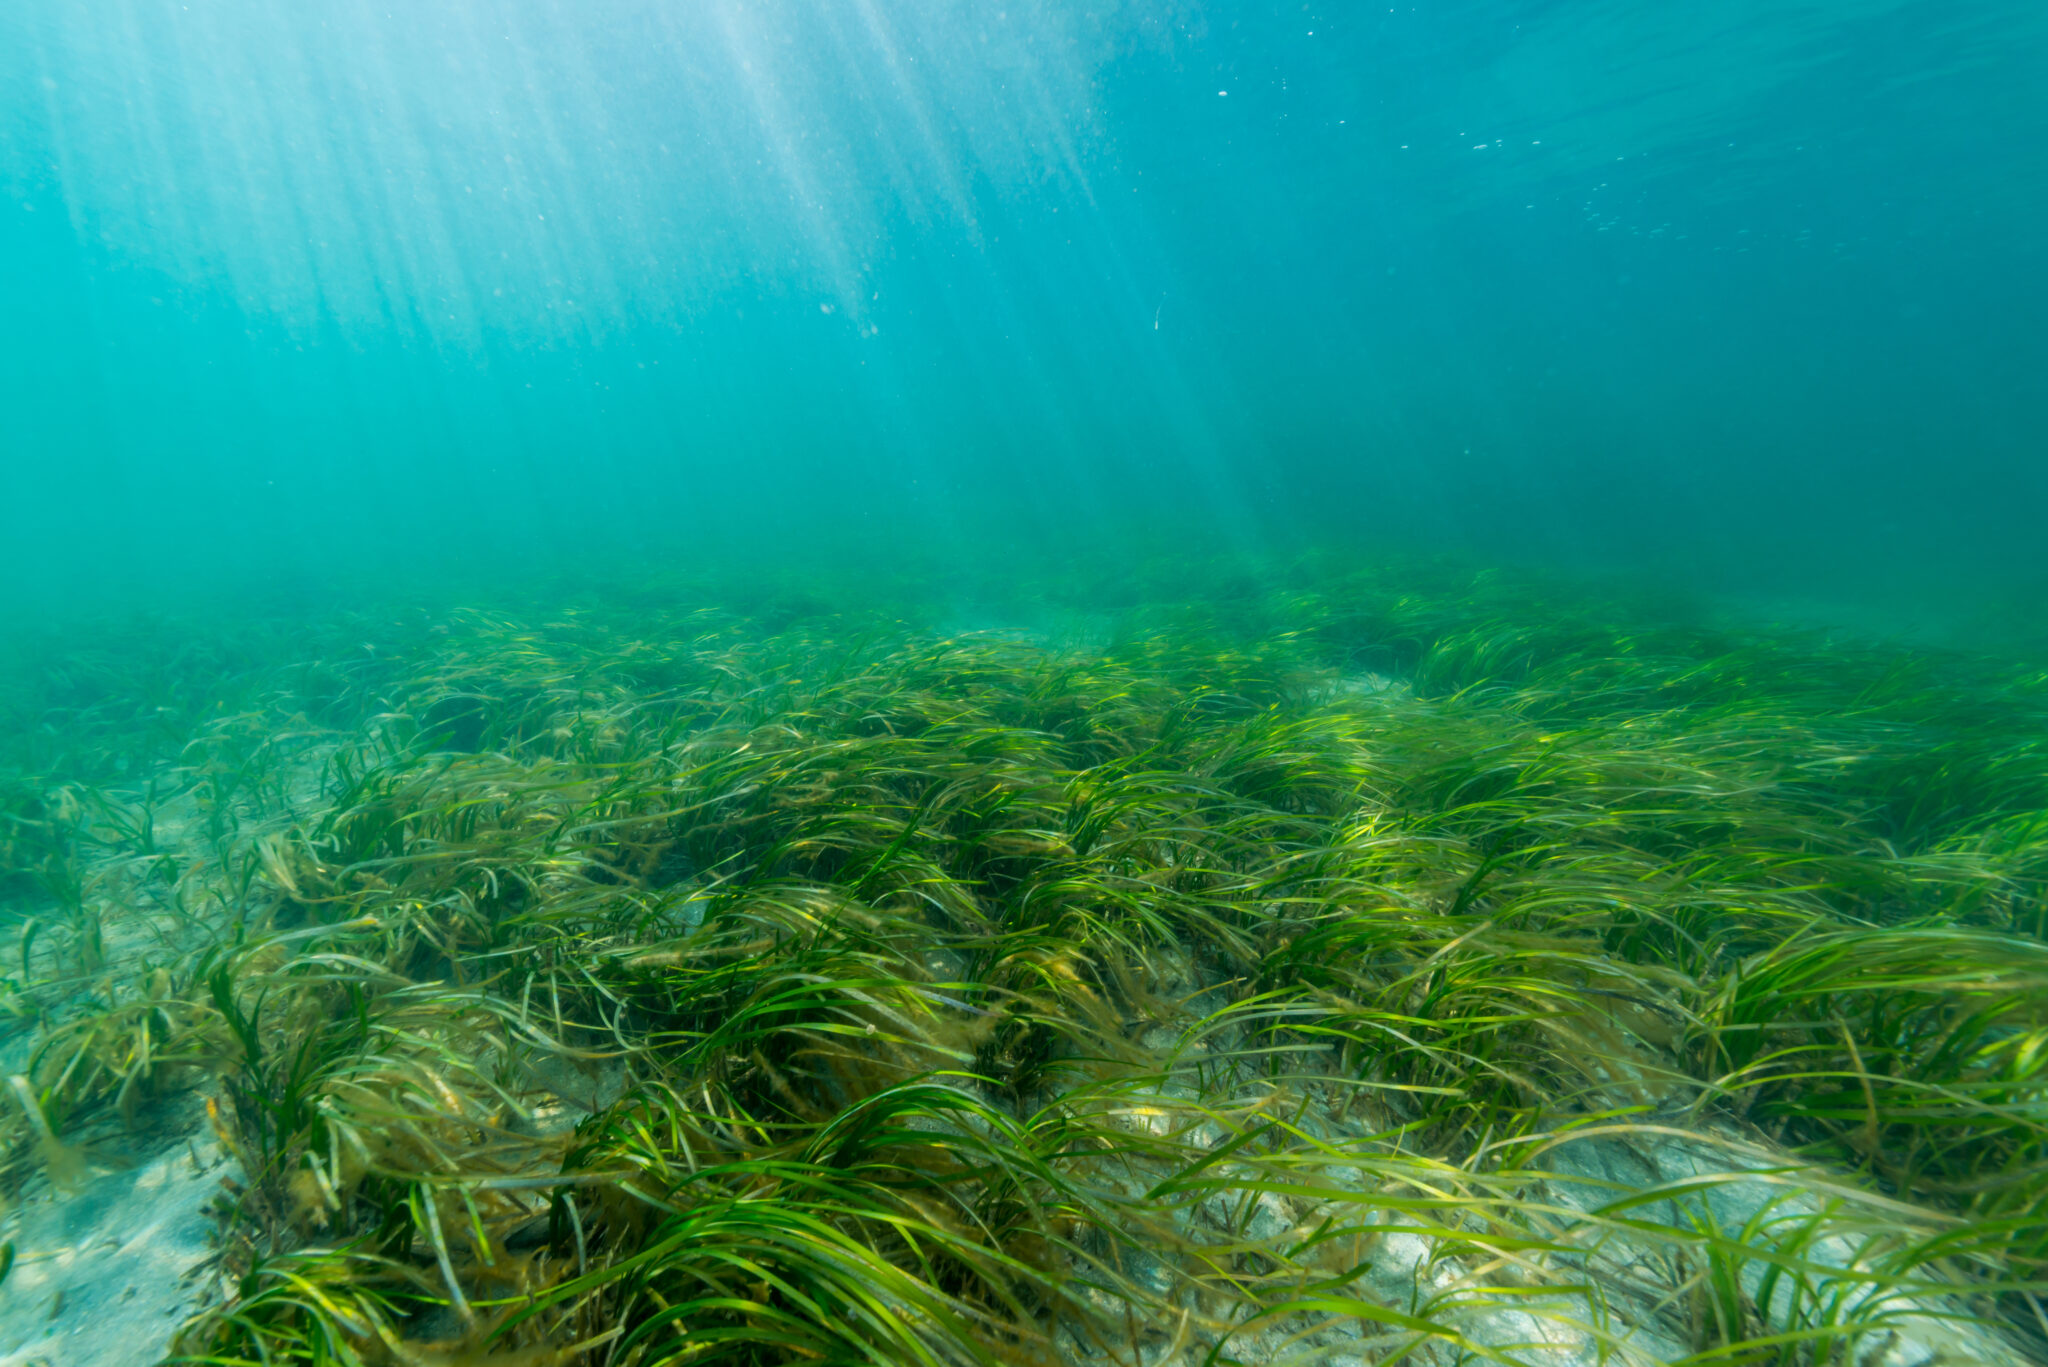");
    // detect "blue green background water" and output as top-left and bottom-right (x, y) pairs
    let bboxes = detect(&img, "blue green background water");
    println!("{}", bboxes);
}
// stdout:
(3, 1), (2043, 622)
